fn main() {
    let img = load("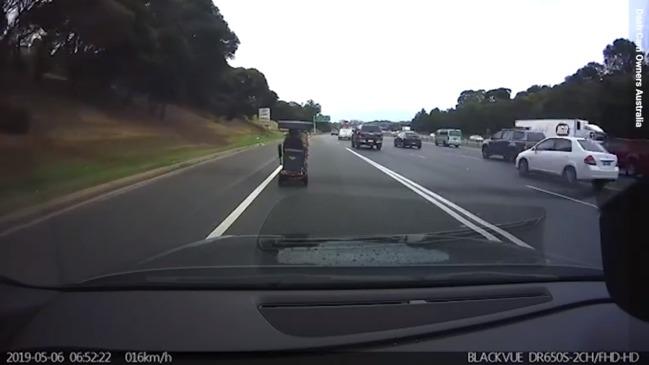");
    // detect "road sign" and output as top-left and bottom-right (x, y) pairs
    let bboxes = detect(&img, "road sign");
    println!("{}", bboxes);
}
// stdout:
(313, 114), (331, 123)
(259, 108), (271, 122)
